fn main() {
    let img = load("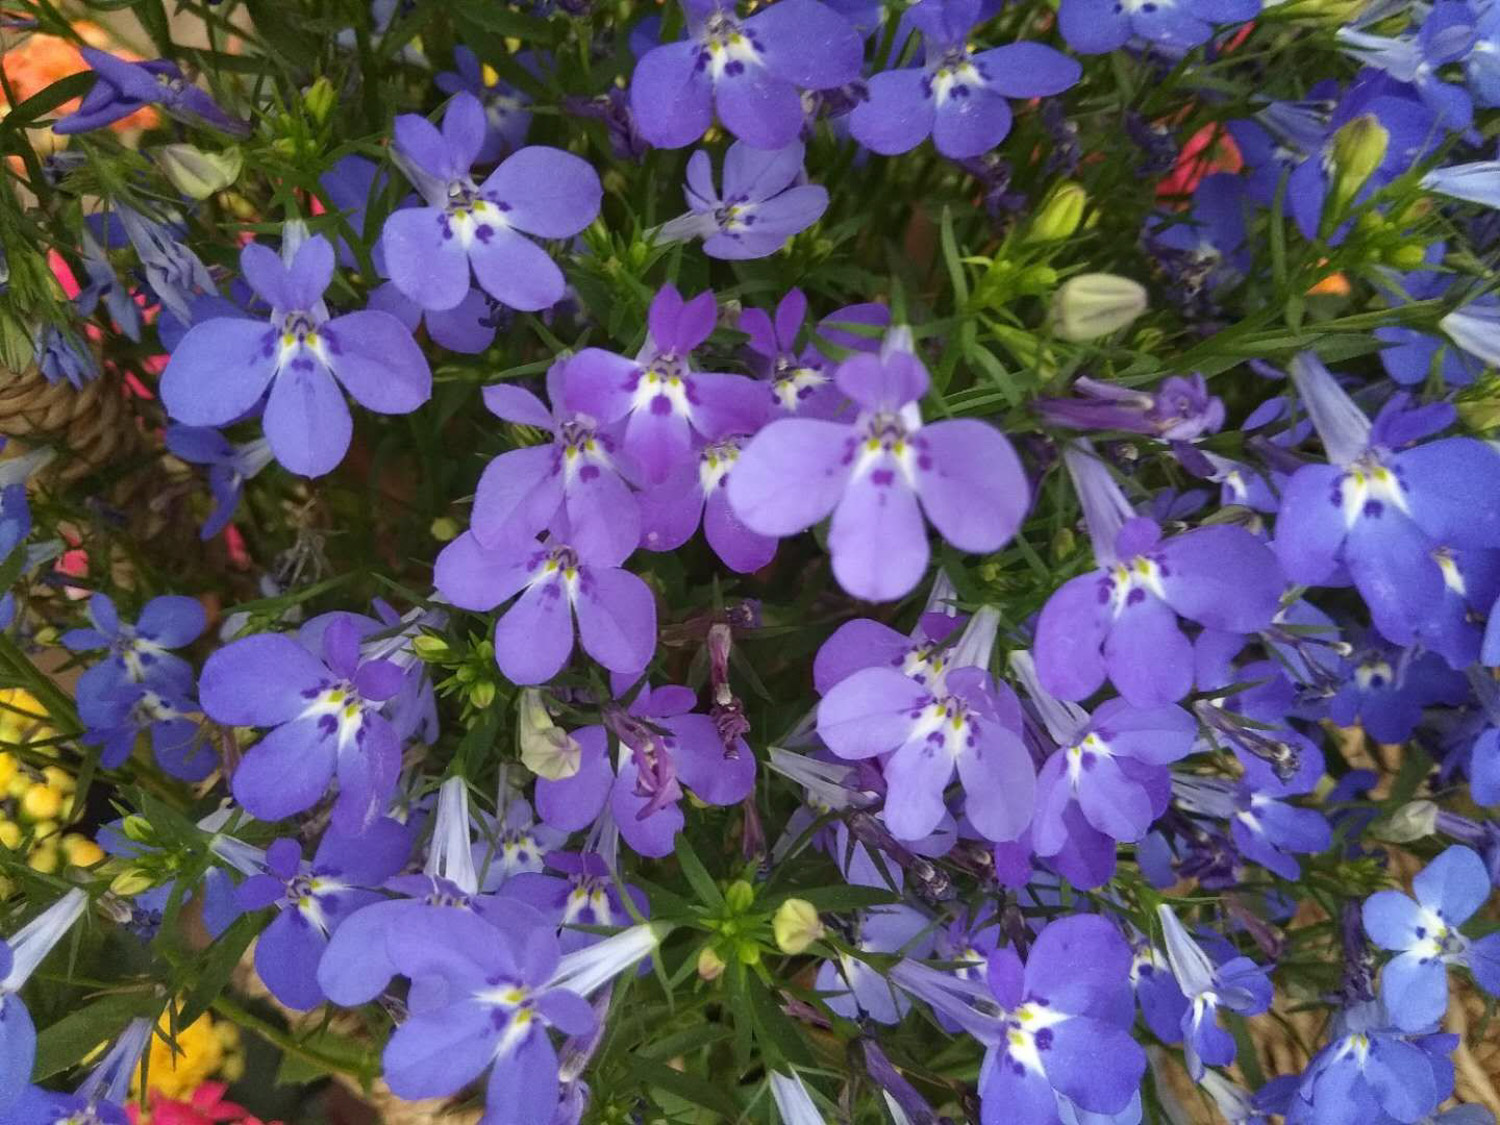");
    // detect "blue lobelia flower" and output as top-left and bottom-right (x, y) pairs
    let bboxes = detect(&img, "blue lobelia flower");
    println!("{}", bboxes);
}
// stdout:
(74, 227), (141, 342)
(160, 227), (432, 478)
(657, 141), (828, 260)
(33, 323), (99, 389)
(435, 46), (532, 163)
(1156, 905), (1273, 1079)
(381, 92), (601, 316)
(0, 888), (89, 1112)
(738, 287), (889, 421)
(730, 334), (1030, 602)
(6, 1015), (153, 1125)
(62, 592), (205, 727)
(1145, 174), (1251, 316)
(629, 0), (863, 150)
(1361, 845), (1500, 1032)
(164, 425), (275, 540)
(236, 817), (411, 1010)
(82, 682), (215, 782)
(1273, 354), (1500, 663)
(849, 0), (1080, 159)
(1374, 244), (1487, 390)
(1423, 161), (1500, 210)
(198, 616), (408, 831)
(118, 207), (216, 328)
(1036, 372), (1226, 442)
(469, 361), (642, 565)
(817, 609), (1036, 843)
(1033, 441), (1285, 707)
(1172, 775), (1331, 881)
(0, 450), (51, 565)
(53, 48), (248, 135)
(1058, 0), (1259, 55)
(769, 1071), (828, 1125)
